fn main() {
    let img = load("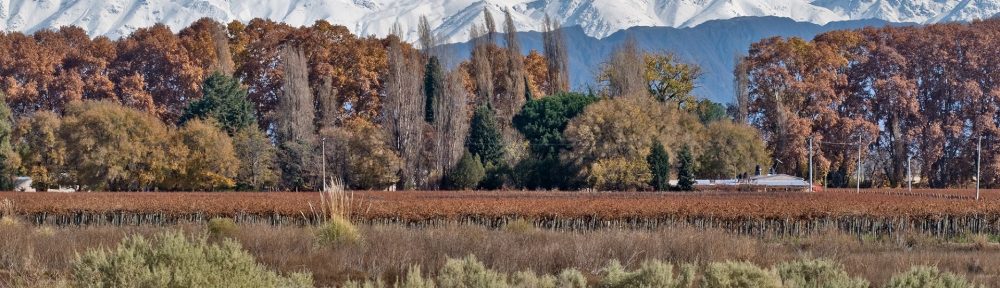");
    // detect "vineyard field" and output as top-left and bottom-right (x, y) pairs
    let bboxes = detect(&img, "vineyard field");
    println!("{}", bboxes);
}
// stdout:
(2, 189), (1000, 237)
